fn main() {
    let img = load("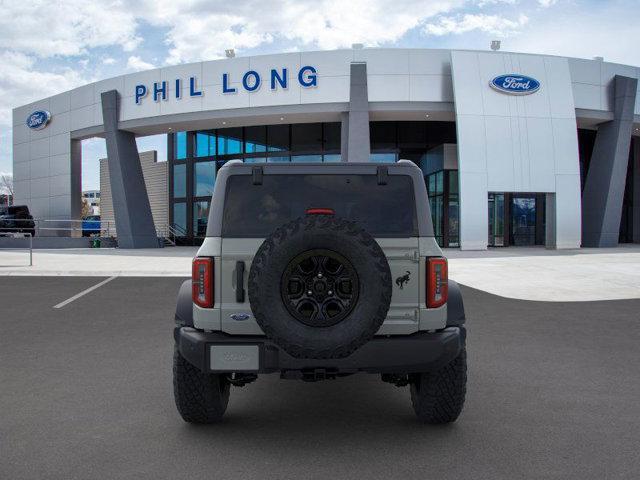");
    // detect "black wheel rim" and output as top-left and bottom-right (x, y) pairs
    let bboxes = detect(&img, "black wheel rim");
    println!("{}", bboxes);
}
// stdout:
(281, 249), (359, 327)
